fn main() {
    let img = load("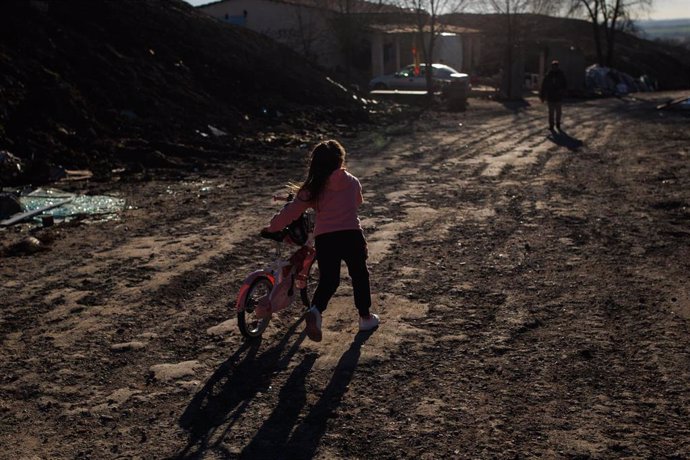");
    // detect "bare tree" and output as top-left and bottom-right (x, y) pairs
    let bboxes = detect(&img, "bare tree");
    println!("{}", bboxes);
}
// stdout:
(473, 0), (534, 98)
(332, 0), (390, 83)
(569, 0), (653, 66)
(470, 0), (570, 97)
(292, 5), (323, 63)
(332, 0), (359, 81)
(527, 0), (572, 14)
(396, 0), (470, 95)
